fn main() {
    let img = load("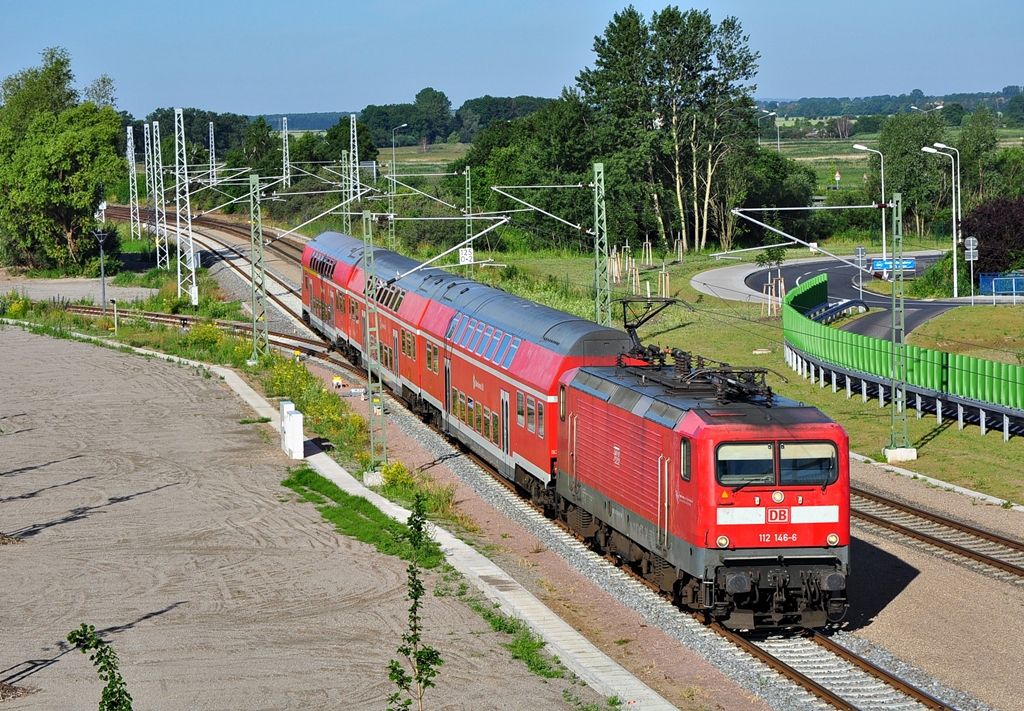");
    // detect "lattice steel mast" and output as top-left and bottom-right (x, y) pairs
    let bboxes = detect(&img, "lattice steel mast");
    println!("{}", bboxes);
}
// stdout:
(174, 108), (198, 304)
(152, 121), (169, 269)
(208, 121), (216, 185)
(281, 117), (291, 188)
(248, 174), (269, 363)
(887, 192), (912, 455)
(126, 126), (141, 242)
(143, 123), (155, 242)
(362, 210), (387, 470)
(465, 165), (472, 275)
(341, 149), (351, 235)
(593, 163), (612, 327)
